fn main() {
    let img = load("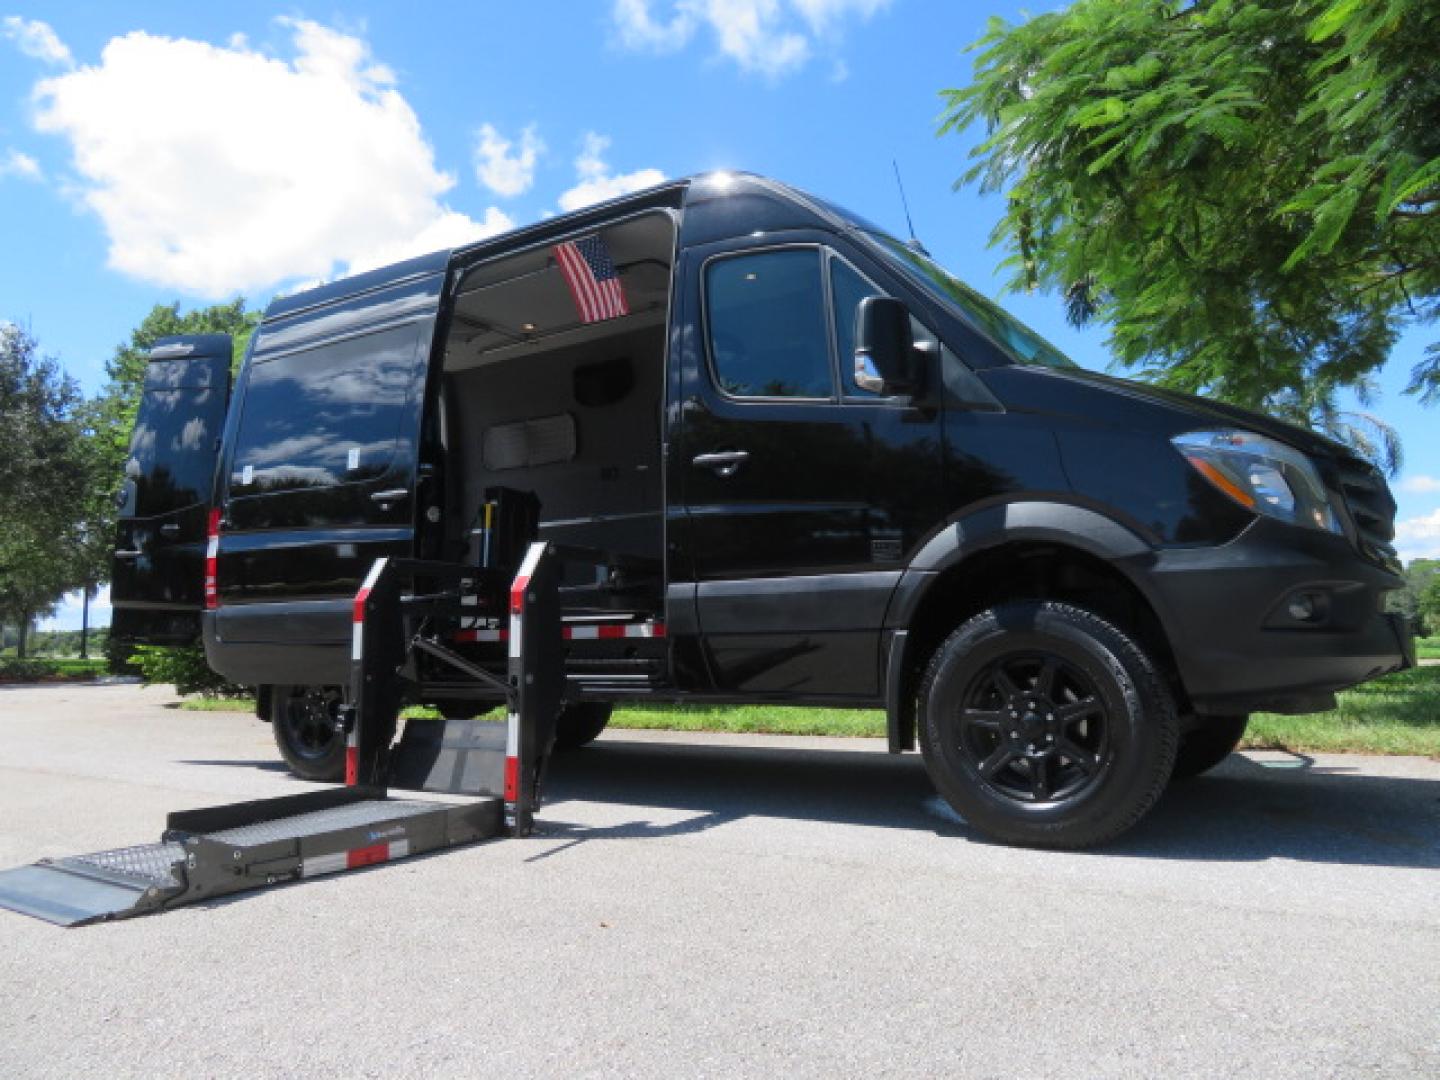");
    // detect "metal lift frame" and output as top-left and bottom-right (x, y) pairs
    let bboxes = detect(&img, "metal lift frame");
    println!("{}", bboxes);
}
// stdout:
(348, 543), (564, 834)
(0, 542), (566, 927)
